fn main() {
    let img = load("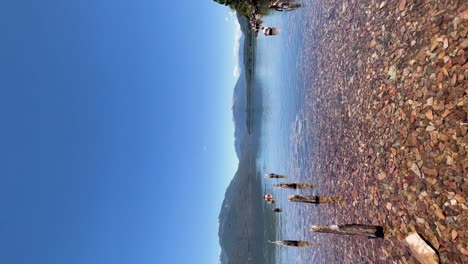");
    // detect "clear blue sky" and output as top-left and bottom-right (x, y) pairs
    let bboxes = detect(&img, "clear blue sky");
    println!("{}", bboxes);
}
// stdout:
(0, 1), (238, 263)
